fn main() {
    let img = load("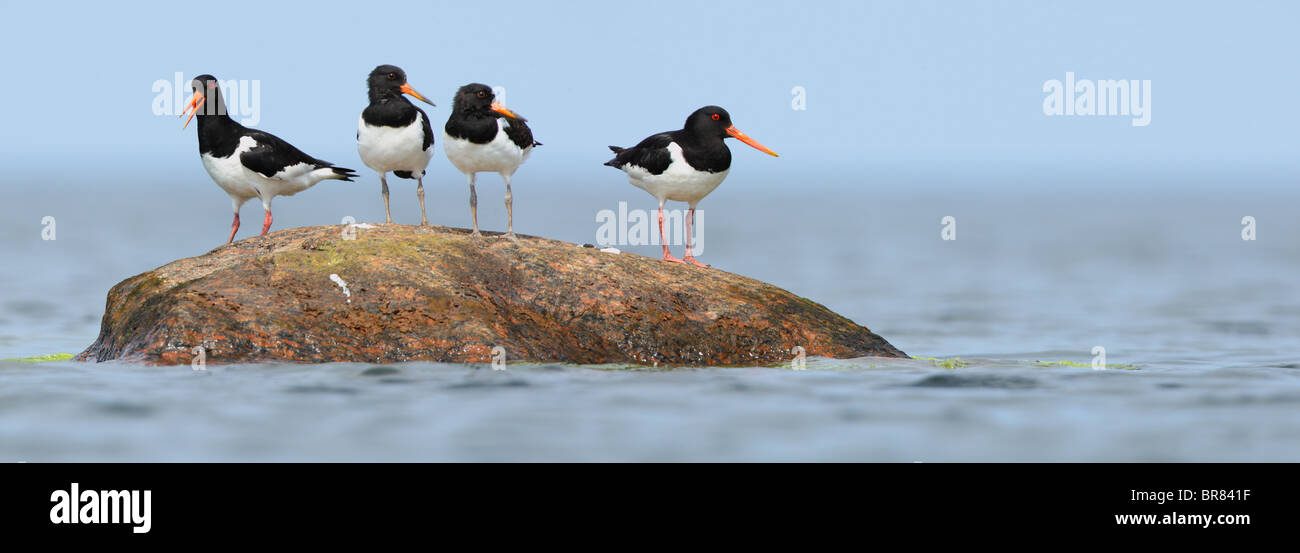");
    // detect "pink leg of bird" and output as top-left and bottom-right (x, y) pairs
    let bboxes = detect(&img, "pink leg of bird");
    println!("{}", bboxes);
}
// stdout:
(260, 210), (273, 236)
(657, 204), (684, 264)
(226, 213), (240, 244)
(682, 207), (708, 268)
